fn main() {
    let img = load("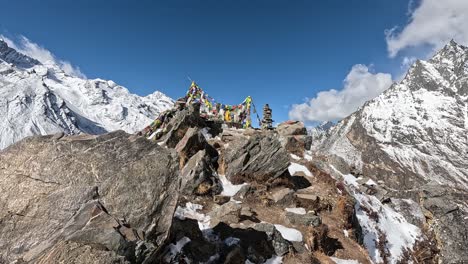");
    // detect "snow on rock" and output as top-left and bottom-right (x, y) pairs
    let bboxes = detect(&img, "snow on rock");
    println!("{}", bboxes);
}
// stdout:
(288, 162), (313, 177)
(285, 207), (306, 215)
(175, 202), (211, 230)
(340, 172), (421, 263)
(0, 39), (173, 149)
(290, 154), (301, 160)
(330, 257), (360, 264)
(201, 127), (213, 139)
(264, 256), (283, 264)
(317, 41), (468, 189)
(224, 237), (241, 246)
(365, 179), (377, 186)
(162, 236), (191, 263)
(343, 230), (349, 238)
(219, 174), (247, 197)
(246, 256), (283, 264)
(274, 224), (303, 242)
